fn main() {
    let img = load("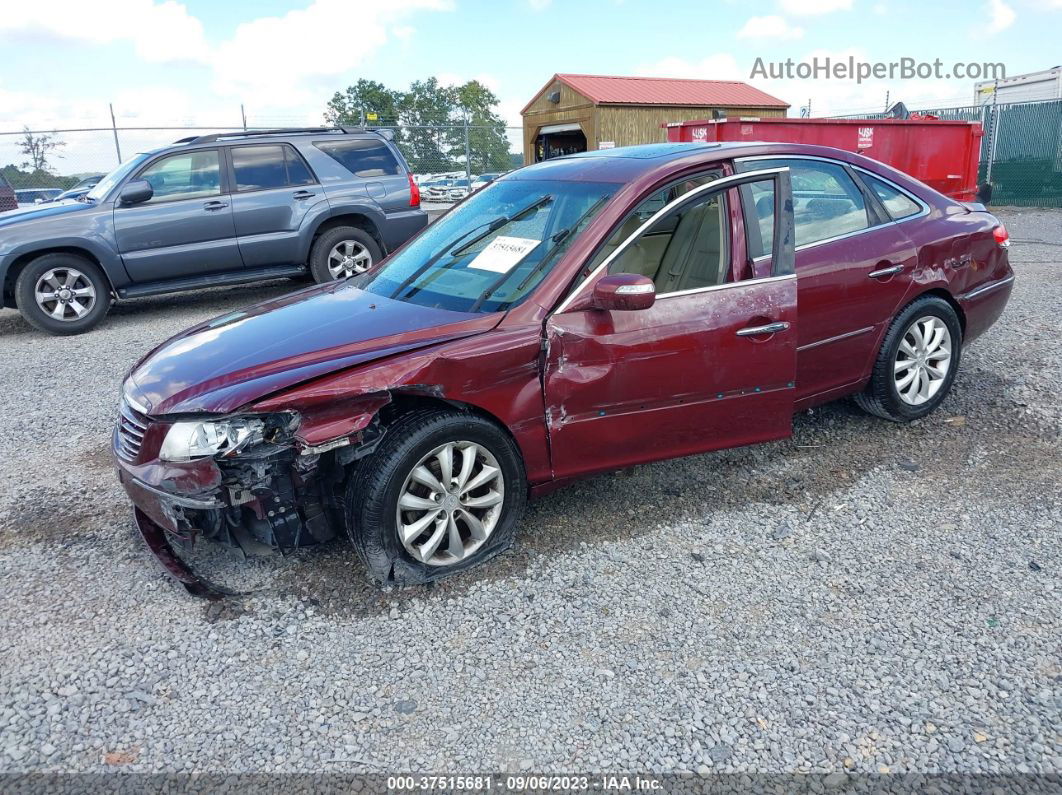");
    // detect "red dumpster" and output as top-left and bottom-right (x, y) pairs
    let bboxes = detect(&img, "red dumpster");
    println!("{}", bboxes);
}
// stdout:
(663, 117), (983, 202)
